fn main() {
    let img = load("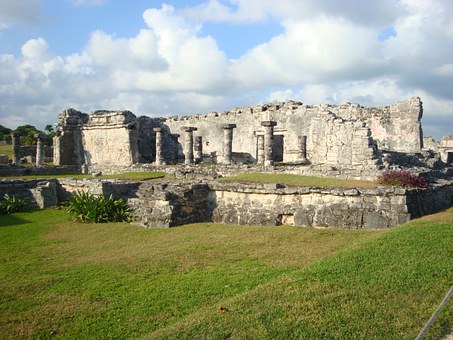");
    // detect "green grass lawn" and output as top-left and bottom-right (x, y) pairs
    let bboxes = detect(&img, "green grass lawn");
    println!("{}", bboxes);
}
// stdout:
(222, 172), (378, 188)
(0, 144), (12, 159)
(0, 171), (166, 181)
(1, 208), (452, 339)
